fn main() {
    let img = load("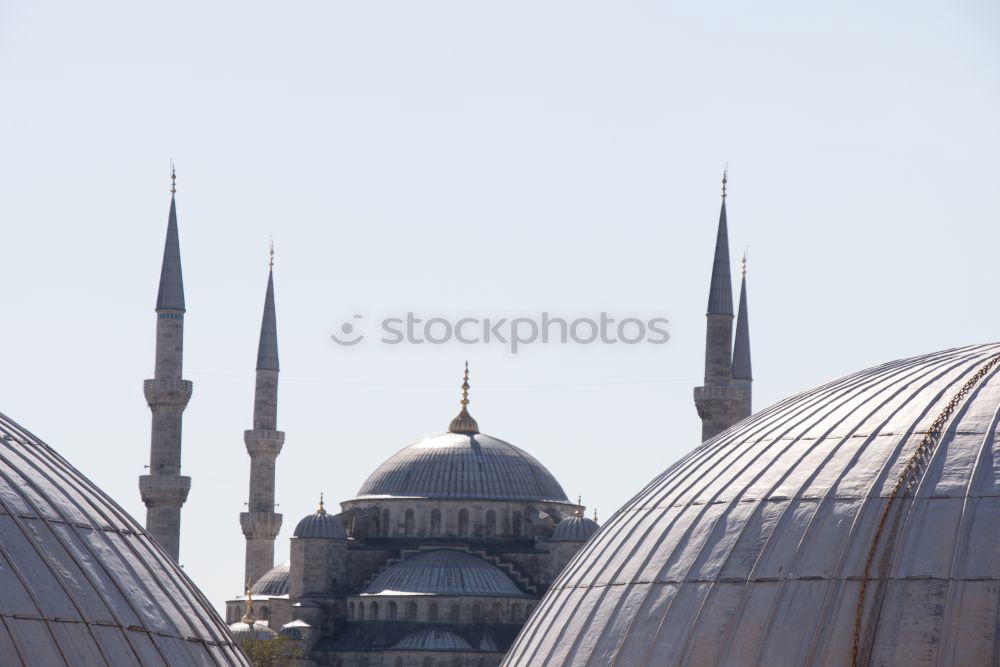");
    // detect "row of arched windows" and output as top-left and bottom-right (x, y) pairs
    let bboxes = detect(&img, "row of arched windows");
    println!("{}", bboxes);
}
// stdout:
(347, 599), (534, 624)
(361, 506), (535, 539)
